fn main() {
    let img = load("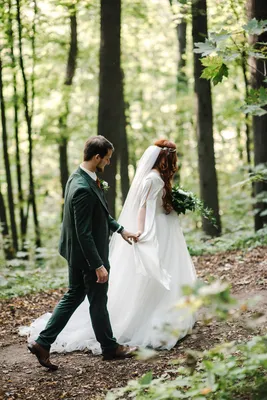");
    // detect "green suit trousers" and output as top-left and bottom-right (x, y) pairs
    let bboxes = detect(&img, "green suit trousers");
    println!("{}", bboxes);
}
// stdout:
(36, 265), (118, 354)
